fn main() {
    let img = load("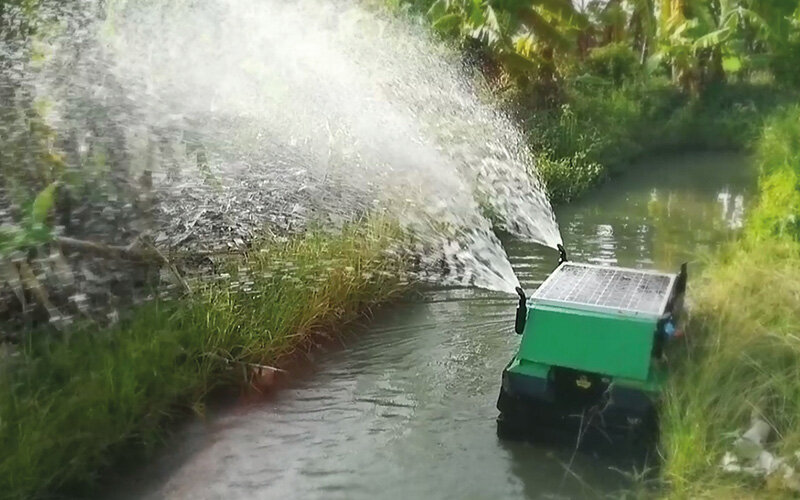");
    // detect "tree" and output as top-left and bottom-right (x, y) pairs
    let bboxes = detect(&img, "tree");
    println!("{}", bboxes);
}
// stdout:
(425, 0), (588, 90)
(655, 0), (769, 93)
(751, 0), (800, 86)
